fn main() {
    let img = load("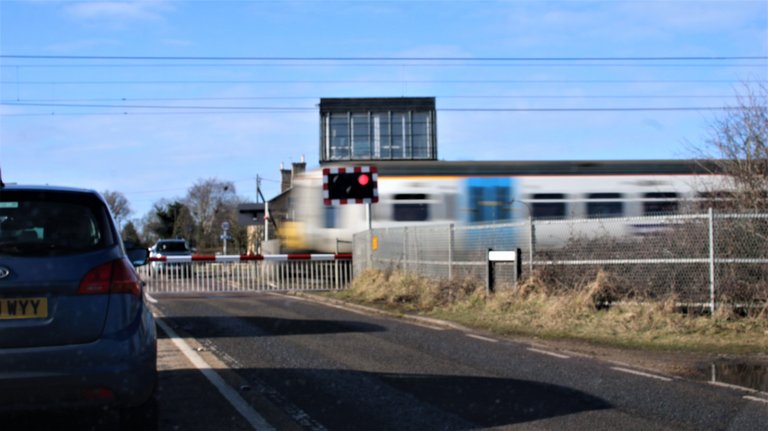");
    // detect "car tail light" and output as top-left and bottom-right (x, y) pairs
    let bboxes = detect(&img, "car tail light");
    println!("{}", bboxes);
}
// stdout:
(82, 387), (115, 401)
(79, 259), (142, 297)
